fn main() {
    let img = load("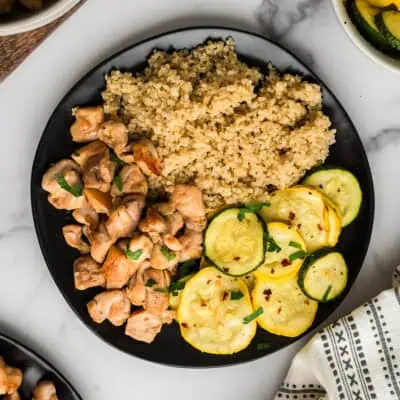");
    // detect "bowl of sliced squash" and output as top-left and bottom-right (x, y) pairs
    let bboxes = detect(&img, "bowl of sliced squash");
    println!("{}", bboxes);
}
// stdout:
(331, 0), (400, 73)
